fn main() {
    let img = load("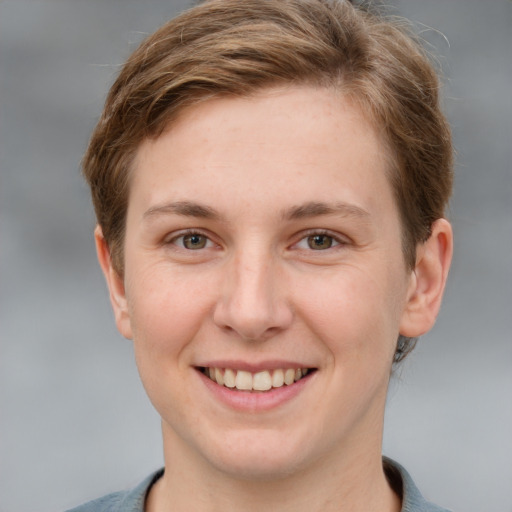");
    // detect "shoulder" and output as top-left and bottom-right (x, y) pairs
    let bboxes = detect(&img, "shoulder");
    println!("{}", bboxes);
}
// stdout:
(383, 457), (452, 512)
(65, 490), (126, 512)
(65, 469), (164, 512)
